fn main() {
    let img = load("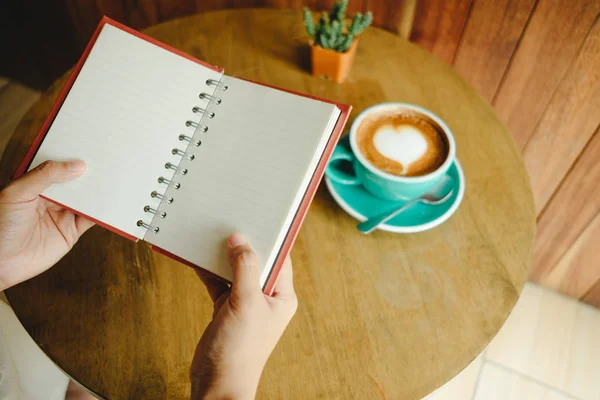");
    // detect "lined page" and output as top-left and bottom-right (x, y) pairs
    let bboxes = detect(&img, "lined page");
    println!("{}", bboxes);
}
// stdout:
(147, 77), (340, 286)
(29, 23), (222, 239)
